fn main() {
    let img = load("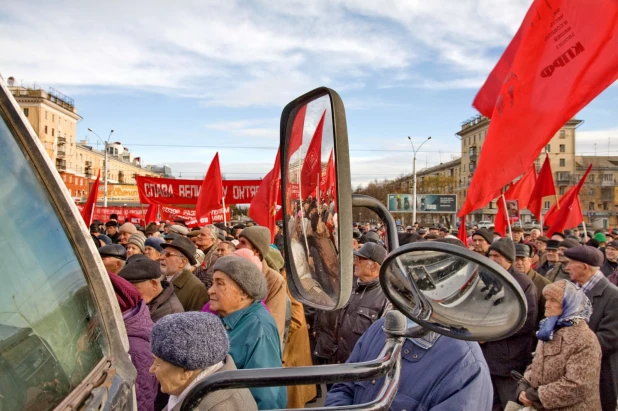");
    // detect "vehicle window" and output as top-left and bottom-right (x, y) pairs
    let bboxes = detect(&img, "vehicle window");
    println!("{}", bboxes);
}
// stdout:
(0, 112), (106, 410)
